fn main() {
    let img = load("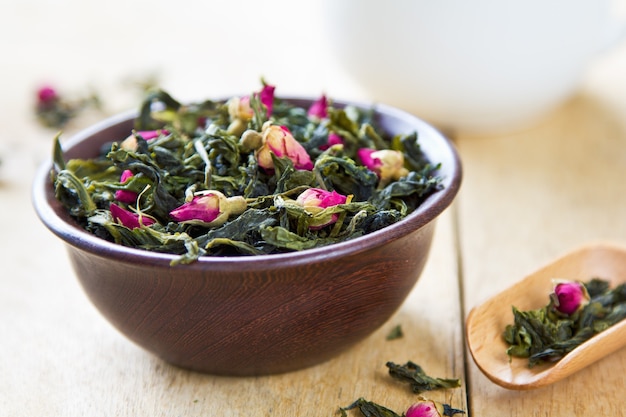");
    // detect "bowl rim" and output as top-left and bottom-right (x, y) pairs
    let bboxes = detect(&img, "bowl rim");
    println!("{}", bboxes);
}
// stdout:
(32, 97), (462, 272)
